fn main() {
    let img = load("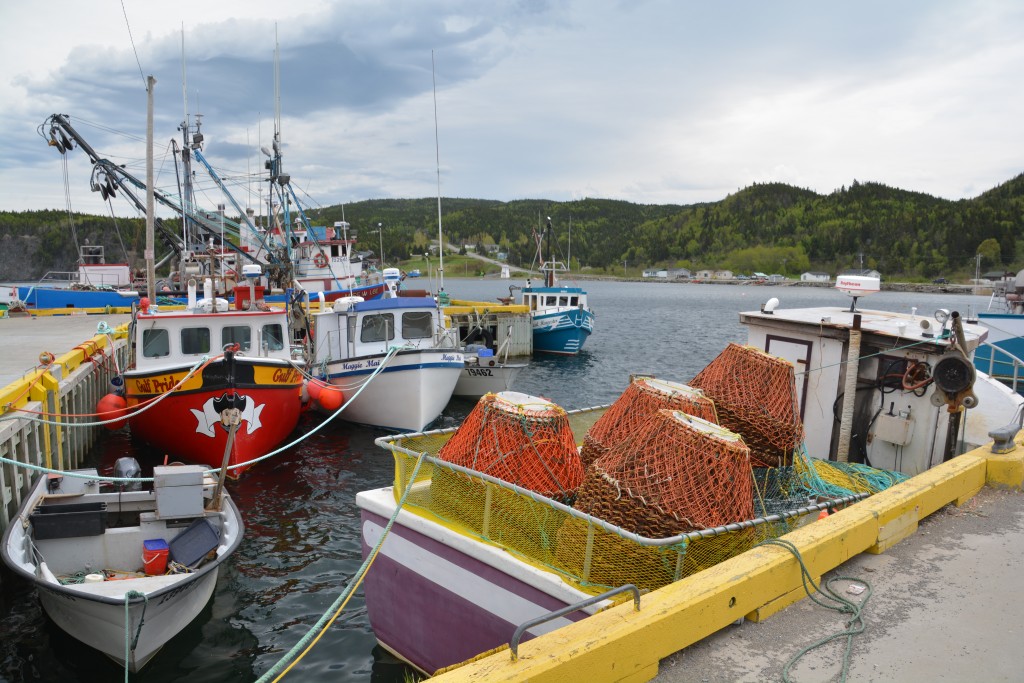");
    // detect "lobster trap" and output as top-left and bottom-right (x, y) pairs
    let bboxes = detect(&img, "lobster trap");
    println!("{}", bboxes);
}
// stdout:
(690, 343), (804, 467)
(580, 377), (718, 469)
